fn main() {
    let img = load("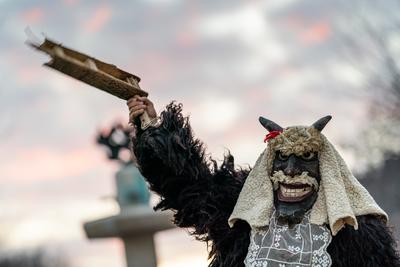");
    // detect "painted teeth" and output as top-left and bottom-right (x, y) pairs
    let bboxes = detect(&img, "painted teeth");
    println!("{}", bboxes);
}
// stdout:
(279, 185), (312, 197)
